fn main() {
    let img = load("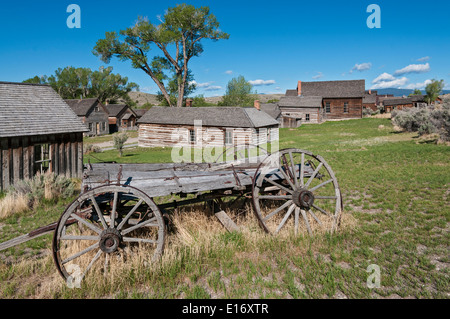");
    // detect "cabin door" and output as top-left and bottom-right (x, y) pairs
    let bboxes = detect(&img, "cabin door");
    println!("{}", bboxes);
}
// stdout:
(96, 122), (100, 135)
